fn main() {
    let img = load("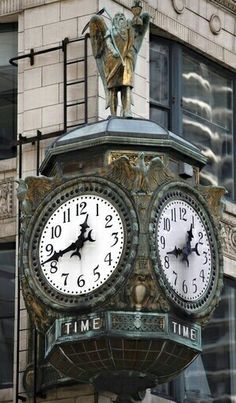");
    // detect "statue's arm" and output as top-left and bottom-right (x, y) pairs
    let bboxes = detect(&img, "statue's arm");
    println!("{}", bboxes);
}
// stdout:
(105, 31), (120, 58)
